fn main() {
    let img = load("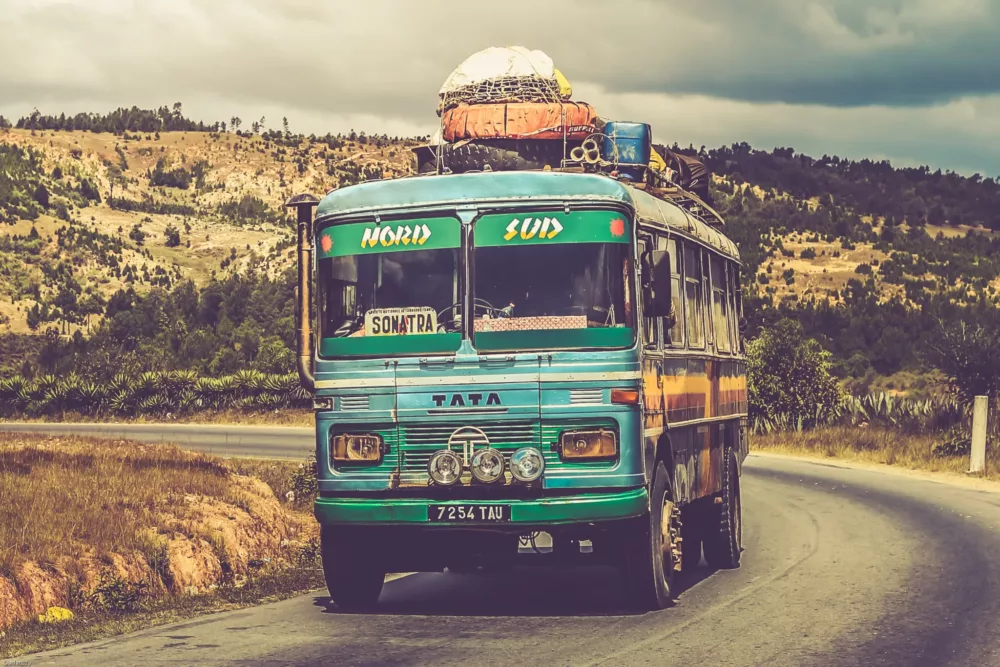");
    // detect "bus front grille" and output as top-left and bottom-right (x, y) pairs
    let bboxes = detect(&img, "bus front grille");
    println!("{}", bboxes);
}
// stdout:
(398, 421), (541, 472)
